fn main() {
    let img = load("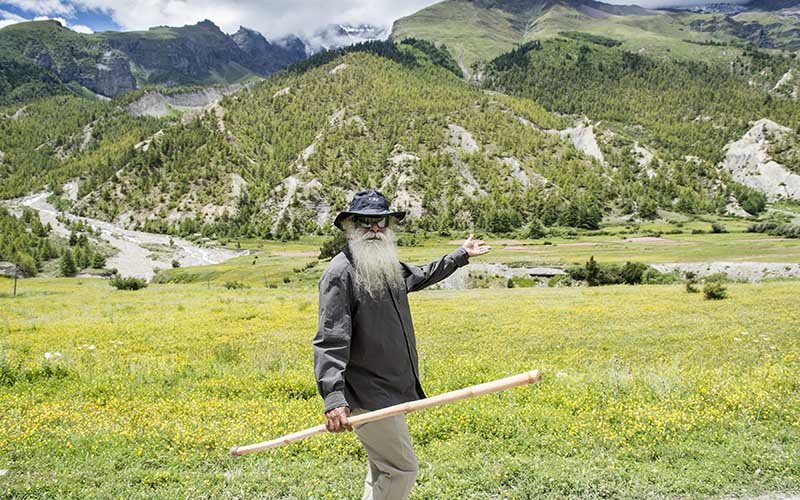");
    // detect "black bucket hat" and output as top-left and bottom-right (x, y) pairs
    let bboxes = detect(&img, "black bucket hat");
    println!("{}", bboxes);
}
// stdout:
(333, 190), (406, 230)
